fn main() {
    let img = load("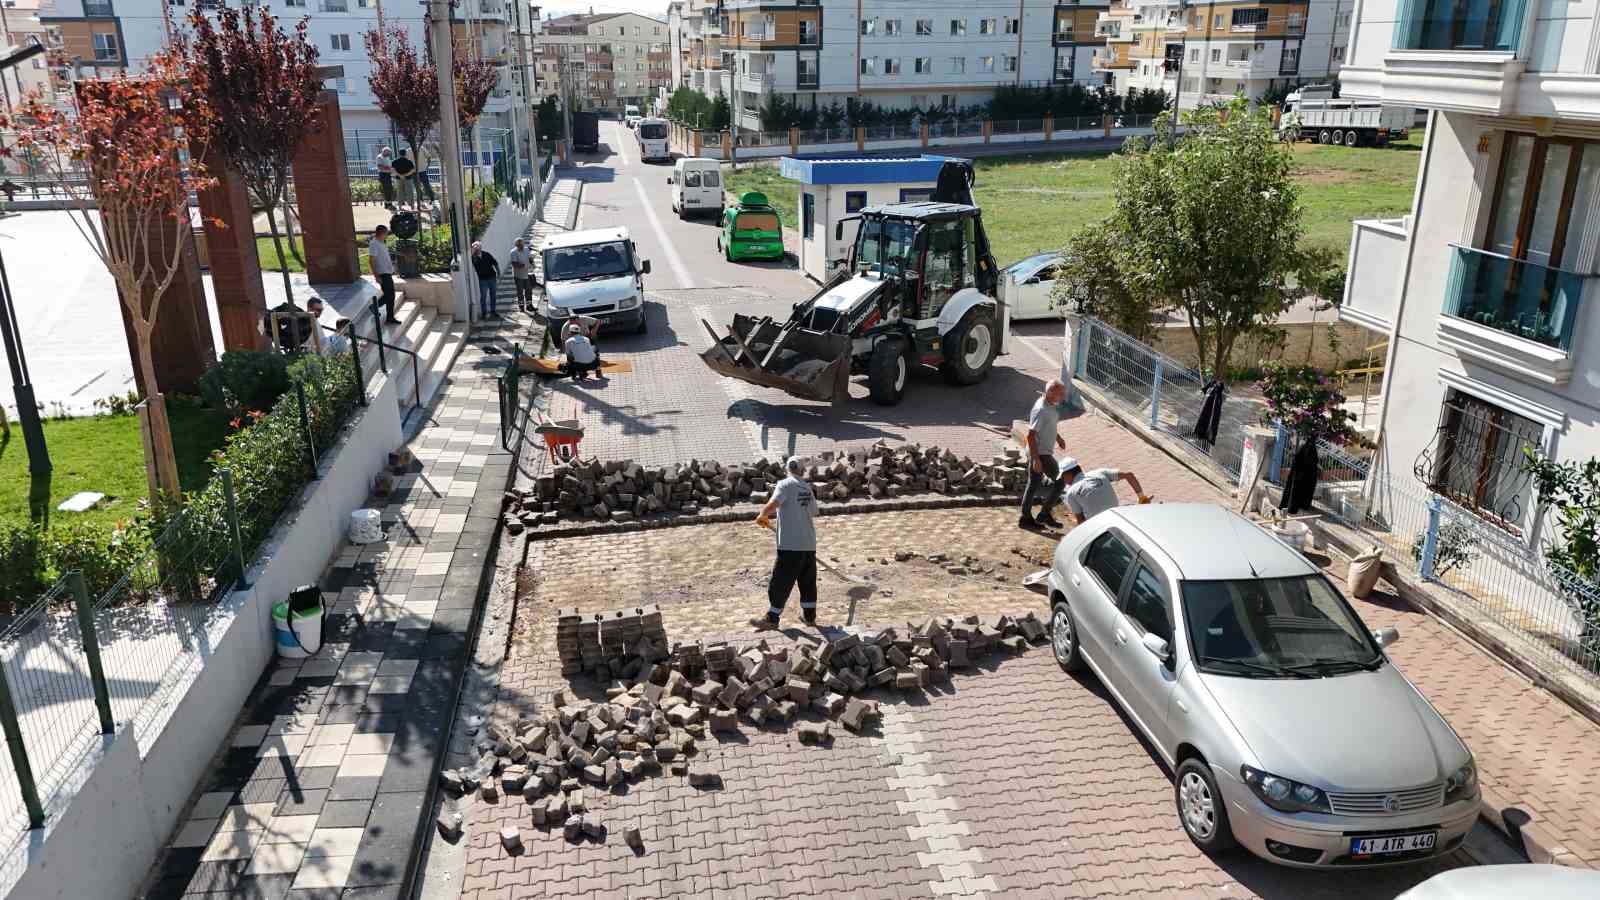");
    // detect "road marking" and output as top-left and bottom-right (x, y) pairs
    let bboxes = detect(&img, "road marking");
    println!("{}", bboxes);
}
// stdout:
(611, 121), (632, 168)
(692, 303), (766, 458)
(633, 176), (695, 289)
